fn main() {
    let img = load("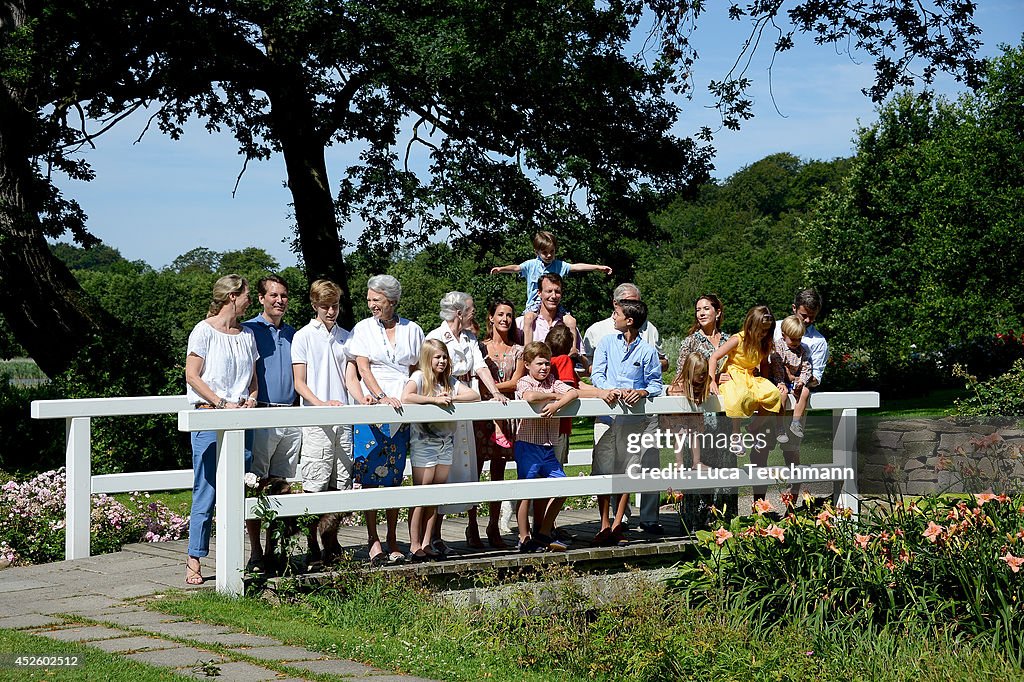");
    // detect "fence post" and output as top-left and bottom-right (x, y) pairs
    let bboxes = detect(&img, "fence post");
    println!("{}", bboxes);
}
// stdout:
(65, 417), (92, 560)
(215, 429), (246, 596)
(832, 408), (859, 515)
